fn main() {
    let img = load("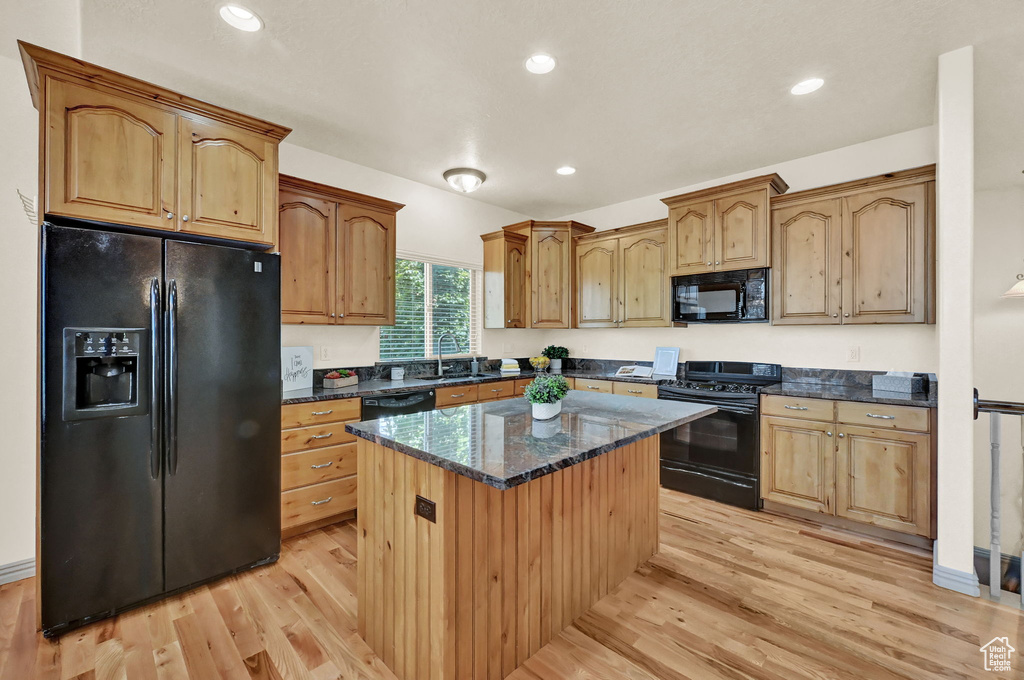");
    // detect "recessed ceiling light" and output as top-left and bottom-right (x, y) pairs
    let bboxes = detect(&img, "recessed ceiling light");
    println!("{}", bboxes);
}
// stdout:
(790, 77), (824, 95)
(443, 168), (486, 193)
(525, 54), (556, 75)
(556, 166), (576, 176)
(219, 4), (263, 32)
